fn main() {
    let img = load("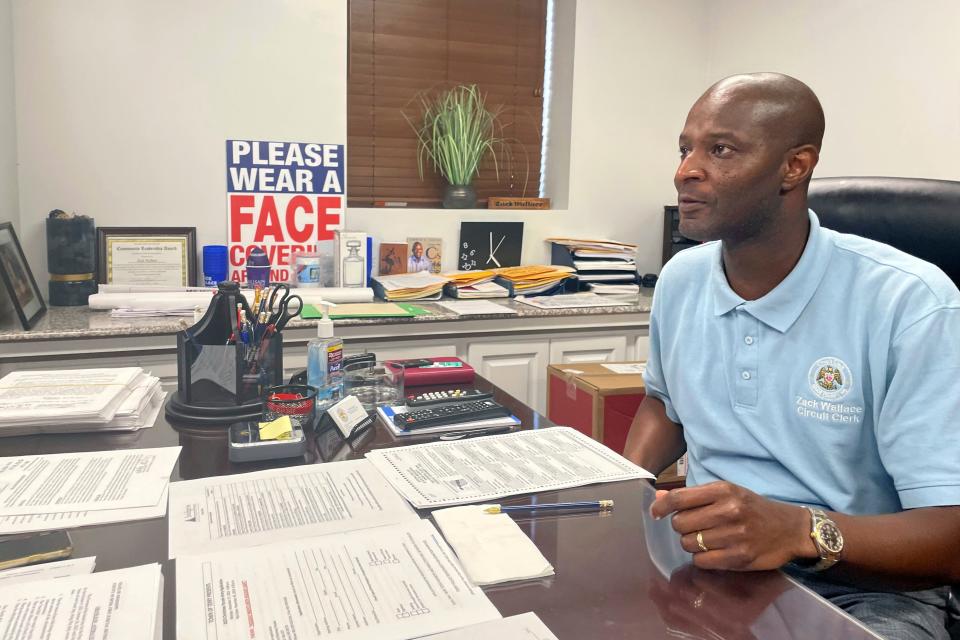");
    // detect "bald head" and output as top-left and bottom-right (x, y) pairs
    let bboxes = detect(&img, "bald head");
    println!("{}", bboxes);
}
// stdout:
(695, 73), (824, 152)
